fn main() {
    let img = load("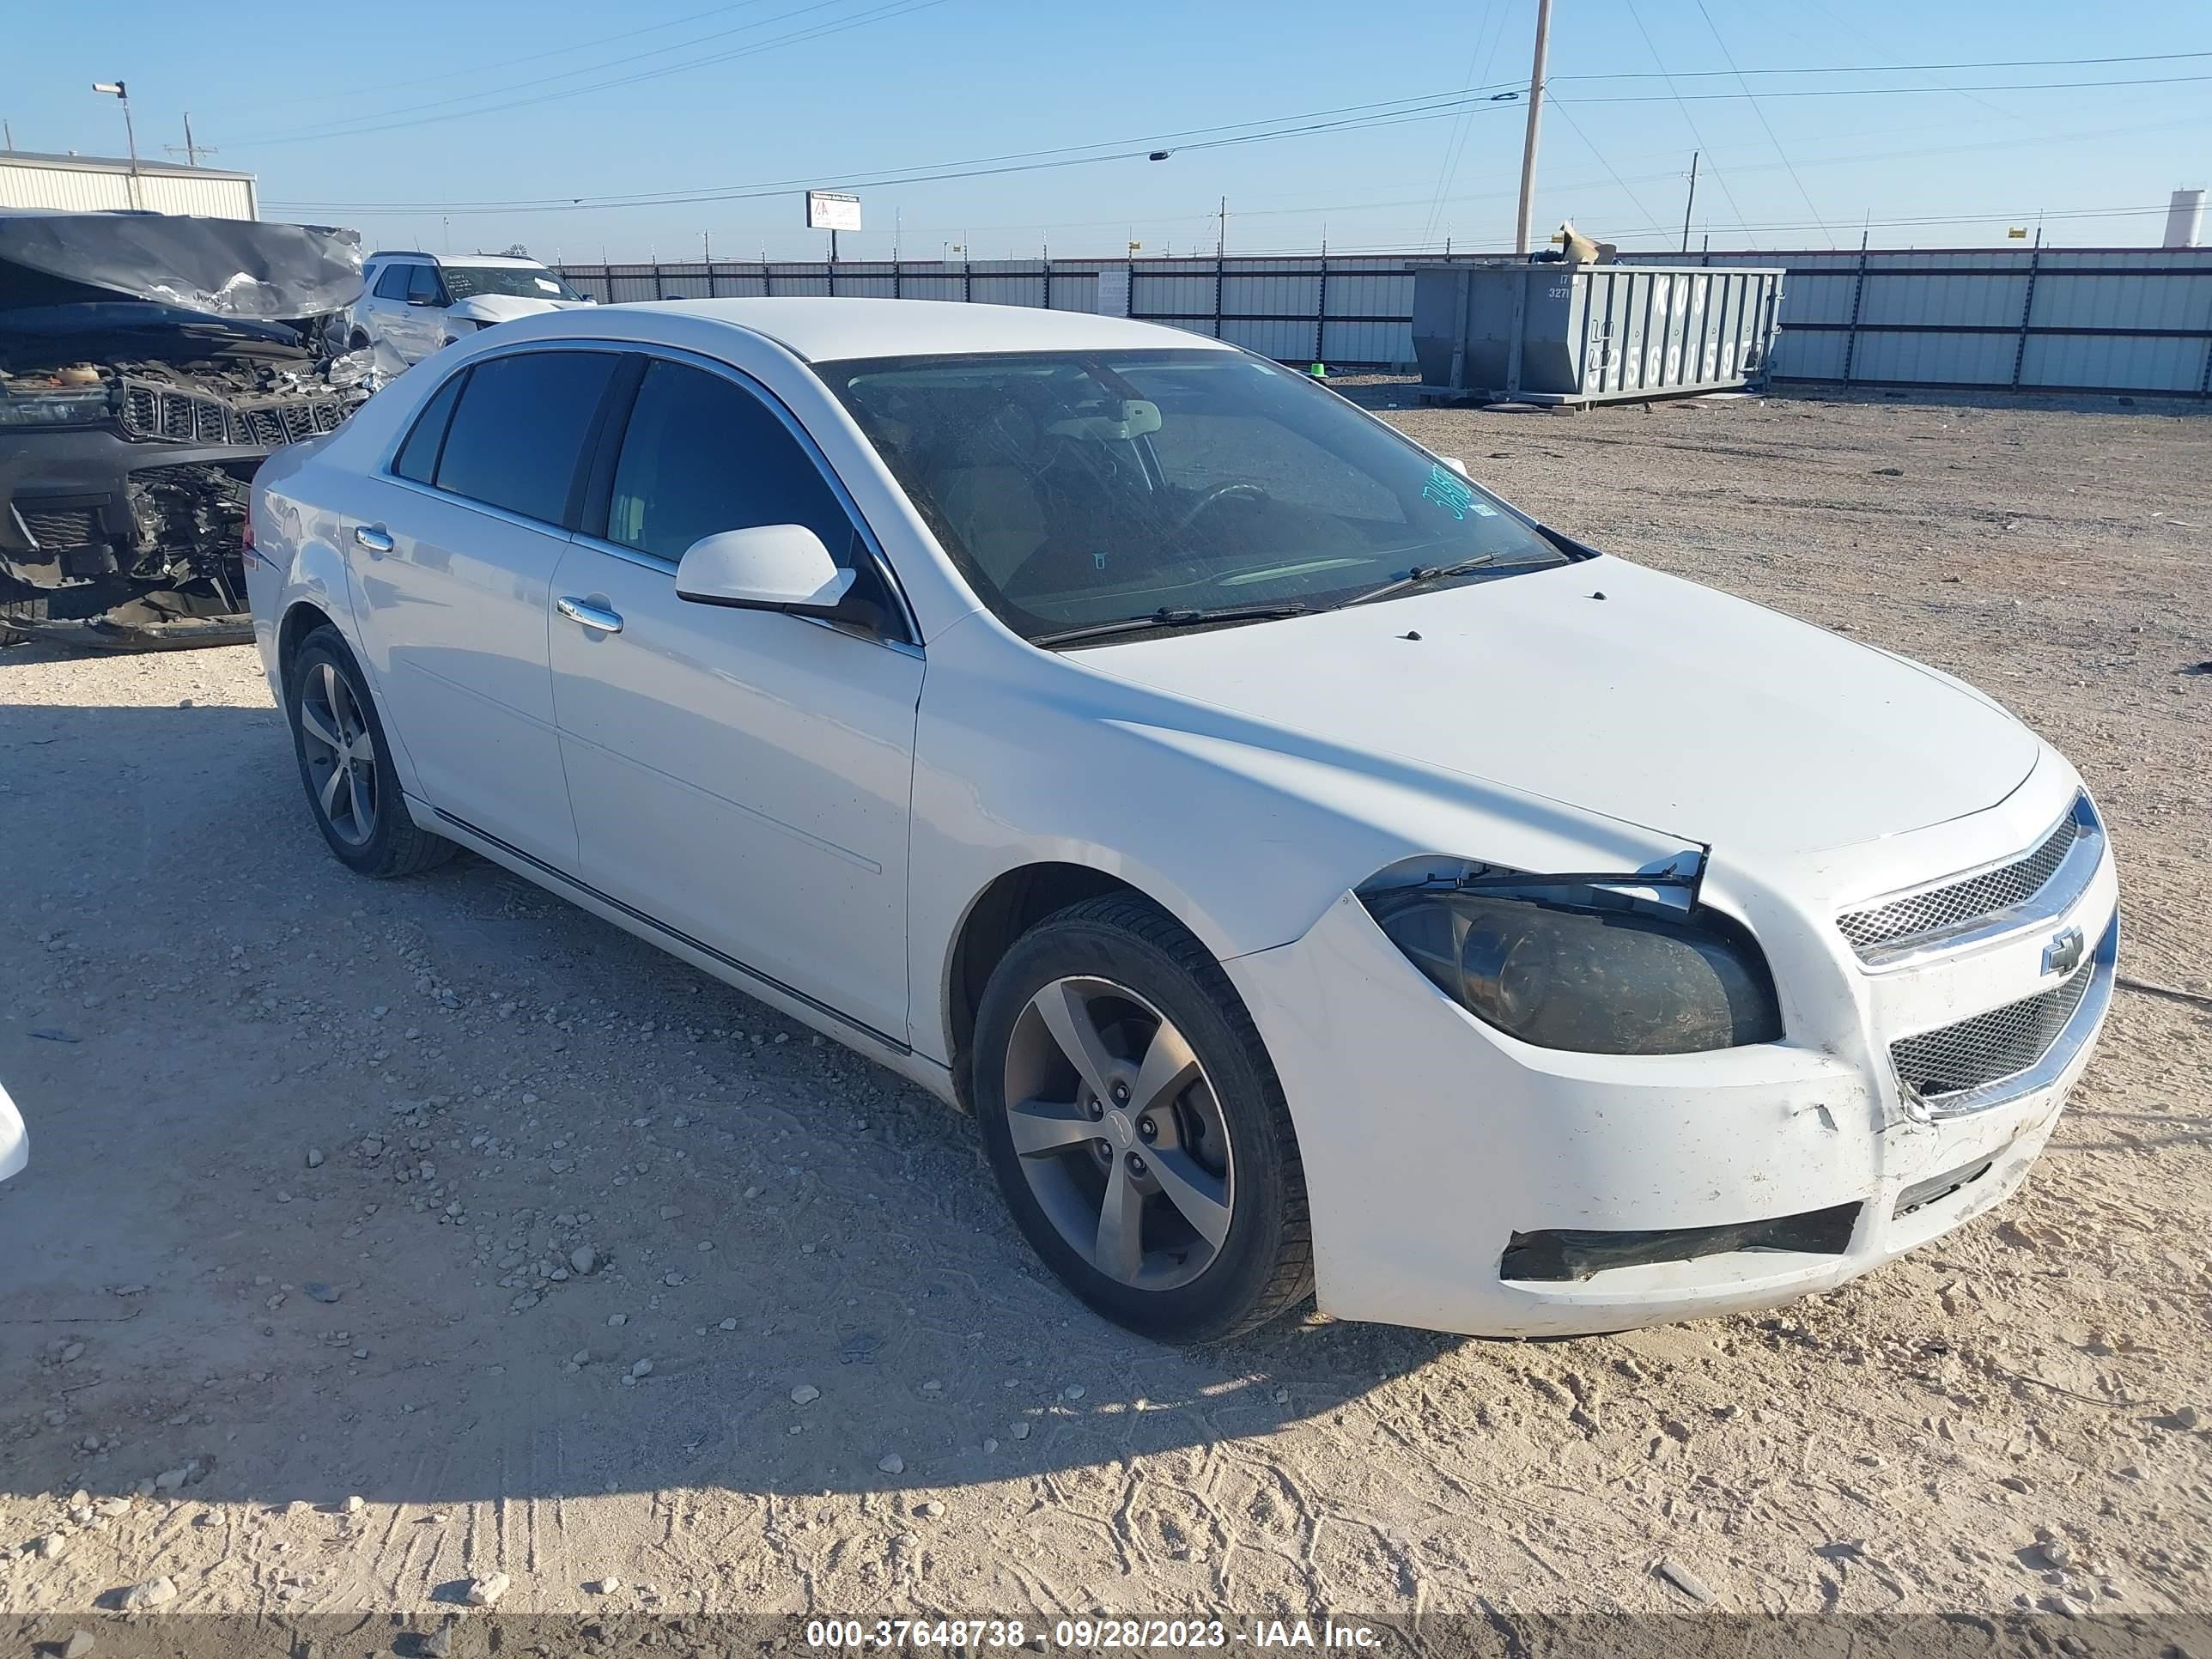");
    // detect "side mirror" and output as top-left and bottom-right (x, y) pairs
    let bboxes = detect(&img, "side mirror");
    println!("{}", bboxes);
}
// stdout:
(675, 525), (856, 615)
(1440, 456), (1470, 477)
